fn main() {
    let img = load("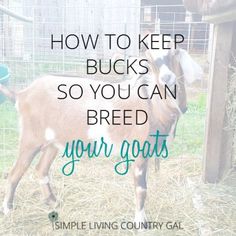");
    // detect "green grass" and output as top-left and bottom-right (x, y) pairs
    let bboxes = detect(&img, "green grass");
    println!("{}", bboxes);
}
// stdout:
(0, 93), (207, 174)
(0, 101), (18, 174)
(0, 101), (18, 128)
(170, 93), (207, 157)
